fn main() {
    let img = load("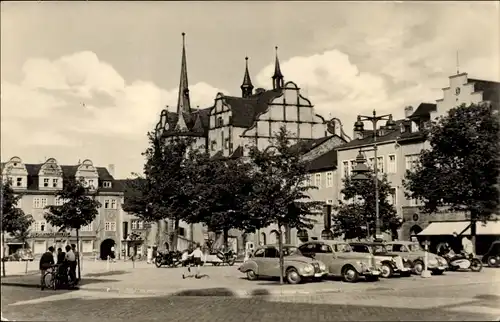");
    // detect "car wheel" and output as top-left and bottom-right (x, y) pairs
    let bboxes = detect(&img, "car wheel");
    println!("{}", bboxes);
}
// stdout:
(413, 260), (424, 275)
(285, 267), (302, 284)
(380, 263), (393, 278)
(470, 258), (482, 272)
(246, 270), (258, 281)
(487, 256), (498, 267)
(342, 265), (359, 283)
(365, 275), (379, 282)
